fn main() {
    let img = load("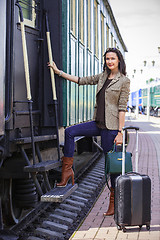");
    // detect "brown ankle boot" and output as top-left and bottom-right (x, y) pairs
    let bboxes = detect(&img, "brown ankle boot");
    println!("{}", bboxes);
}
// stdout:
(56, 157), (74, 187)
(103, 188), (114, 216)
